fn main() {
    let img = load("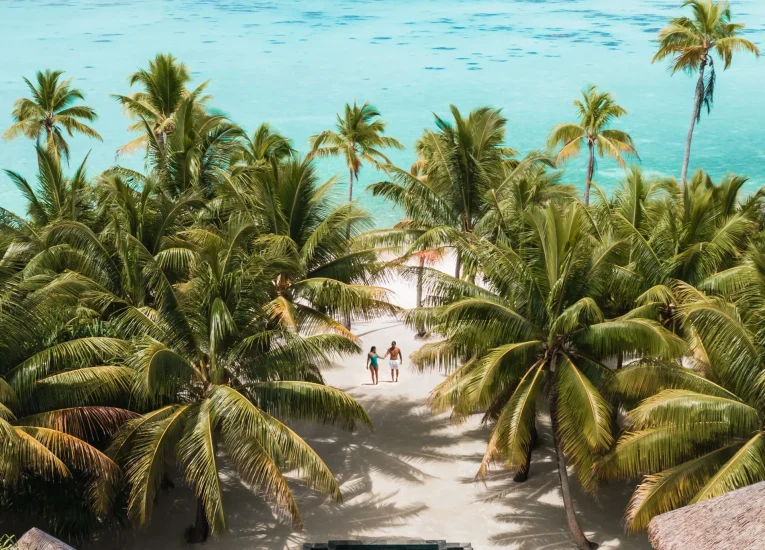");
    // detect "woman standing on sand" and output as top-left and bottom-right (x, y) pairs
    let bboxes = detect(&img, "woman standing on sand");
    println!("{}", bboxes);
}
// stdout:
(366, 346), (380, 385)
